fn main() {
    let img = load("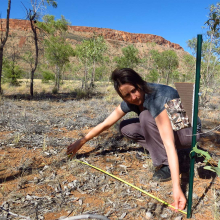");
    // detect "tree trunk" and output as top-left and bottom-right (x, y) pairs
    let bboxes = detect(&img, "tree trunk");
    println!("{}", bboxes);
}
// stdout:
(30, 69), (34, 96)
(0, 46), (3, 93)
(90, 60), (95, 88)
(29, 15), (39, 96)
(83, 60), (88, 90)
(166, 72), (169, 85)
(84, 66), (88, 90)
(57, 66), (60, 92)
(0, 0), (11, 94)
